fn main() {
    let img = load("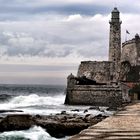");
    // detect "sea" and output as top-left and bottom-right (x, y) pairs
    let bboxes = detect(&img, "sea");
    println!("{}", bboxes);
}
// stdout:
(0, 84), (113, 140)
